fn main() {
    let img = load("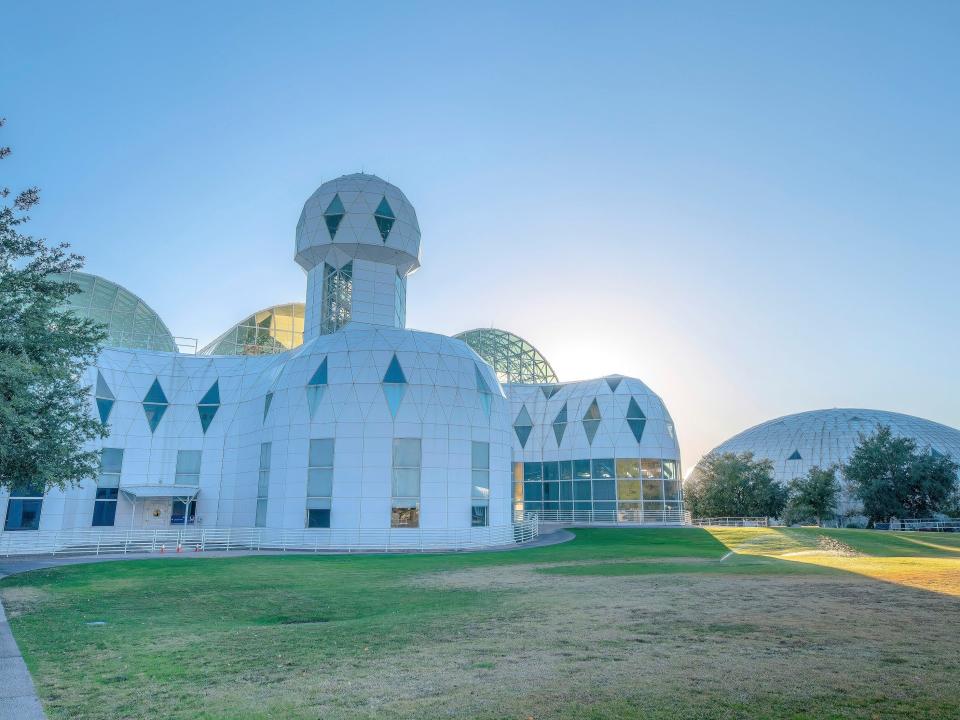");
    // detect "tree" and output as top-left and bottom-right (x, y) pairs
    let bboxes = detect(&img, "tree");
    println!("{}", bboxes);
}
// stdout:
(0, 118), (107, 493)
(843, 426), (959, 523)
(685, 451), (788, 519)
(784, 466), (840, 526)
